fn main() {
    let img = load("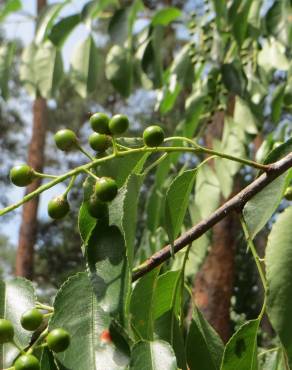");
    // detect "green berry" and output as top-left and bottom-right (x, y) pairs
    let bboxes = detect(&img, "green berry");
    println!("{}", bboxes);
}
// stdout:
(54, 129), (78, 151)
(0, 318), (14, 343)
(14, 354), (40, 370)
(48, 195), (70, 219)
(109, 114), (129, 135)
(143, 125), (165, 147)
(89, 133), (111, 152)
(90, 113), (110, 134)
(284, 187), (292, 201)
(10, 164), (35, 187)
(47, 328), (70, 353)
(20, 308), (43, 331)
(95, 177), (118, 202)
(87, 196), (108, 219)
